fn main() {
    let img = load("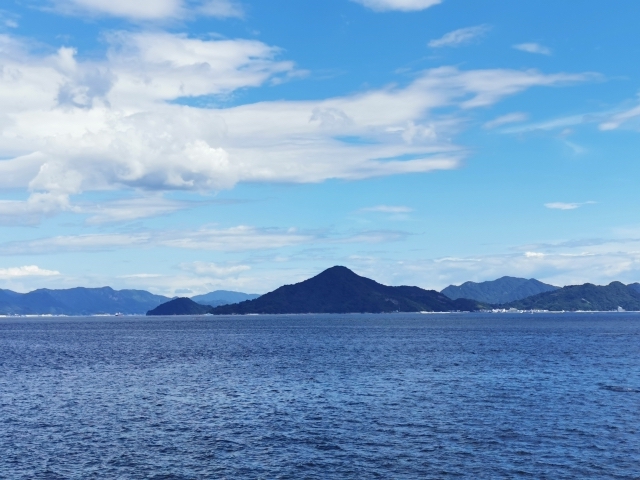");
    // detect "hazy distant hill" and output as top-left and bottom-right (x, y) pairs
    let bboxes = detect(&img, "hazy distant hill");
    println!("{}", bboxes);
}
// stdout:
(147, 298), (211, 316)
(210, 266), (482, 314)
(442, 276), (558, 304)
(0, 287), (169, 315)
(507, 282), (640, 311)
(191, 290), (260, 307)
